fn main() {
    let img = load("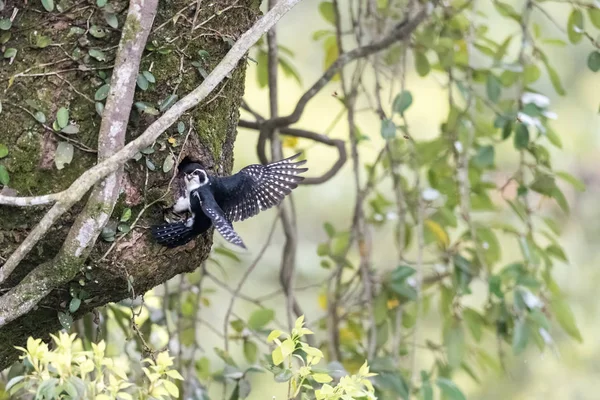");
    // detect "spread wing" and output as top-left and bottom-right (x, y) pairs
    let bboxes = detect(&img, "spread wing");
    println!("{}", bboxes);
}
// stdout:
(212, 153), (308, 222)
(193, 190), (246, 249)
